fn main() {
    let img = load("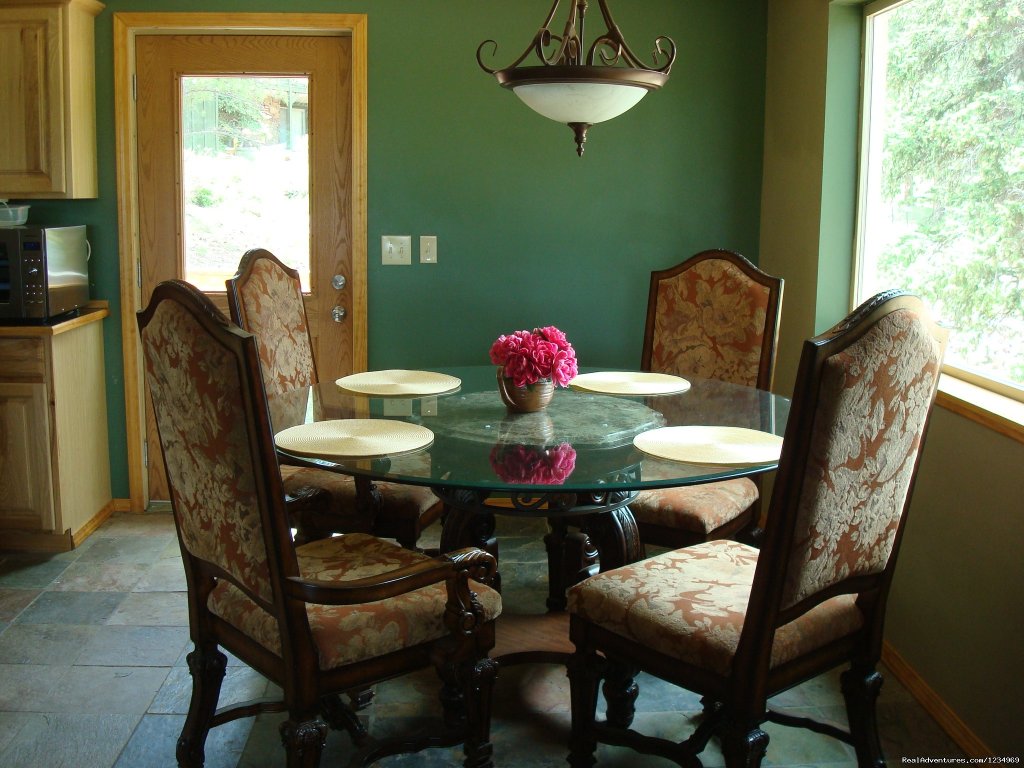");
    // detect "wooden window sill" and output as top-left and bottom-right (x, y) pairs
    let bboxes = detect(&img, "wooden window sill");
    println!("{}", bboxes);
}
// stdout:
(936, 374), (1024, 445)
